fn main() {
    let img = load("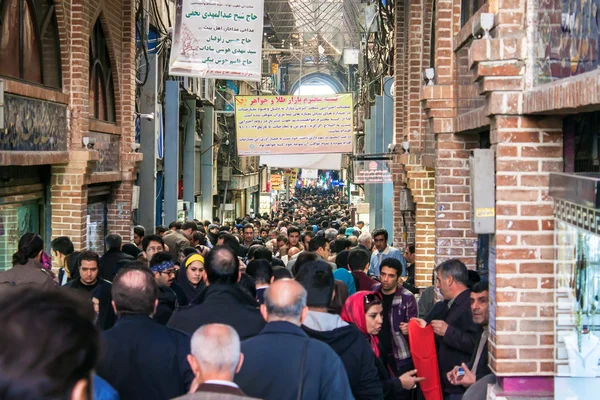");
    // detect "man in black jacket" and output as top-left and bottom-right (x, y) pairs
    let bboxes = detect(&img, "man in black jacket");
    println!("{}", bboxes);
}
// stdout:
(63, 250), (115, 330)
(446, 281), (493, 397)
(234, 279), (353, 400)
(96, 266), (193, 400)
(149, 252), (179, 325)
(99, 234), (134, 281)
(413, 259), (482, 400)
(168, 246), (265, 340)
(297, 260), (383, 400)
